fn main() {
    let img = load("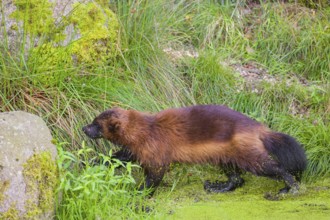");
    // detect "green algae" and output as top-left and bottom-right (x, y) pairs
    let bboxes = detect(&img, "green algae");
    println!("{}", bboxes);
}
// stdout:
(152, 171), (330, 220)
(170, 198), (330, 220)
